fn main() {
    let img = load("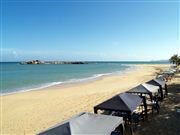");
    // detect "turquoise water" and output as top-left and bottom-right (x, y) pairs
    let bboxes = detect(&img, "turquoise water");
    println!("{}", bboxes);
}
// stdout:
(0, 61), (169, 95)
